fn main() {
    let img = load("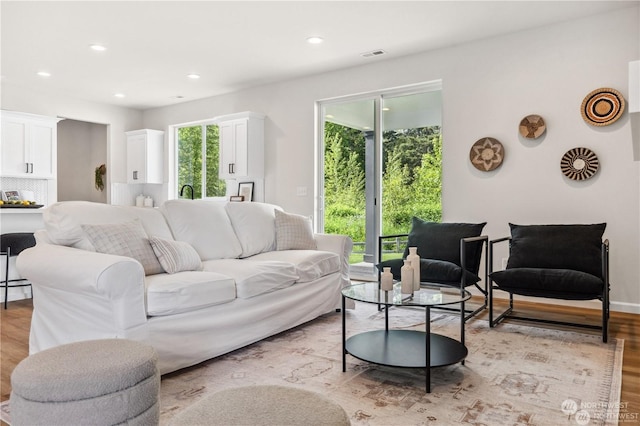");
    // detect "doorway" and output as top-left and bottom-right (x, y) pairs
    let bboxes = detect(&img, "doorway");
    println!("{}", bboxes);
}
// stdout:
(317, 83), (442, 280)
(57, 119), (108, 203)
